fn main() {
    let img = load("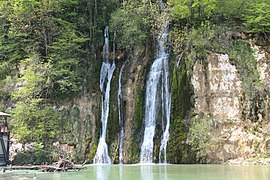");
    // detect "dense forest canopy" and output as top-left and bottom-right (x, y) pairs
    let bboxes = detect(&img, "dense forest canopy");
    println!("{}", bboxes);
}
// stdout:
(0, 0), (269, 163)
